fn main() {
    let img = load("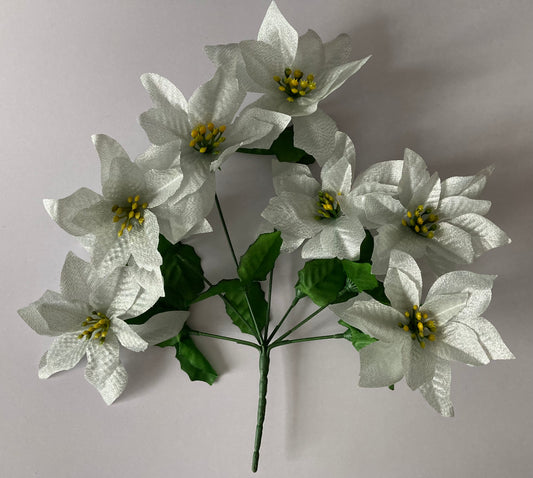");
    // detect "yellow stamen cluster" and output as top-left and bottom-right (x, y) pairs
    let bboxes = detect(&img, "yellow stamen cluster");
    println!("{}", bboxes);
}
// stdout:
(273, 68), (316, 102)
(398, 305), (437, 349)
(315, 191), (342, 220)
(401, 204), (439, 238)
(112, 195), (148, 237)
(77, 312), (111, 344)
(189, 122), (226, 155)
